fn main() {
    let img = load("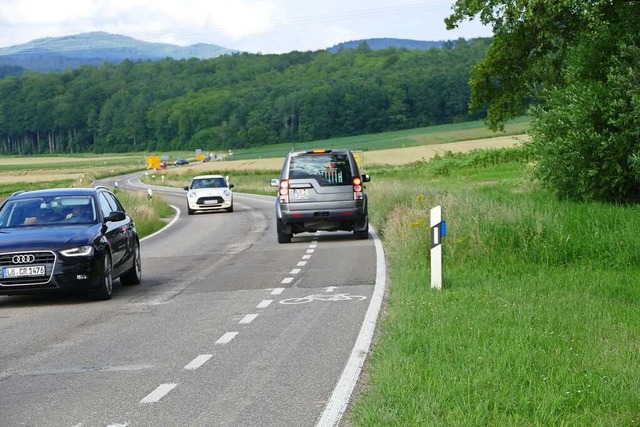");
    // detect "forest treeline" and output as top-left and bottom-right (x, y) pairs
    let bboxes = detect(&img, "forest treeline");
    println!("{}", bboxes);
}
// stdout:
(0, 38), (490, 155)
